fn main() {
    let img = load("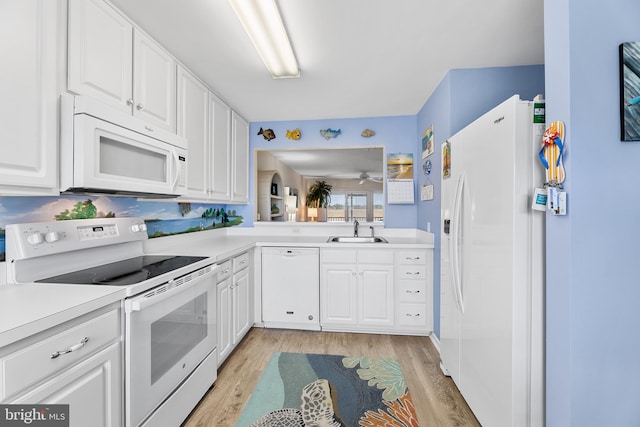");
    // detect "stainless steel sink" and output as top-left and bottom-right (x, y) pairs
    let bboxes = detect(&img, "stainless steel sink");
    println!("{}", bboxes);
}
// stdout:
(327, 236), (388, 243)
